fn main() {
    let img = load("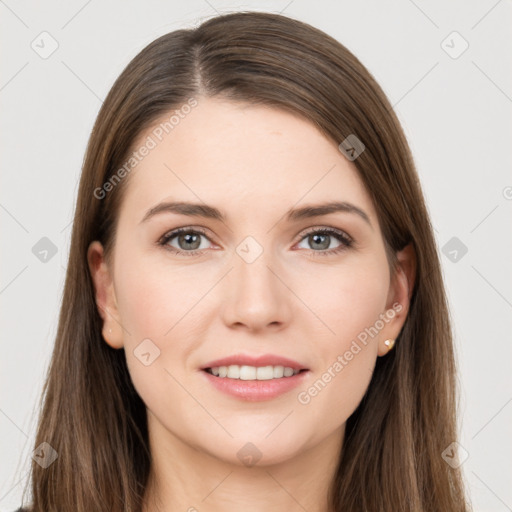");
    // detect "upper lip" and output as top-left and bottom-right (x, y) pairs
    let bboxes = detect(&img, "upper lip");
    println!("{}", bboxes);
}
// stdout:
(201, 353), (308, 371)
